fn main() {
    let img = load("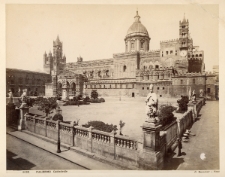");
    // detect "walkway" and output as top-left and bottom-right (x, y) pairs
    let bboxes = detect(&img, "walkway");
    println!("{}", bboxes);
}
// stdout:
(7, 135), (86, 170)
(164, 101), (219, 170)
(7, 130), (122, 170)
